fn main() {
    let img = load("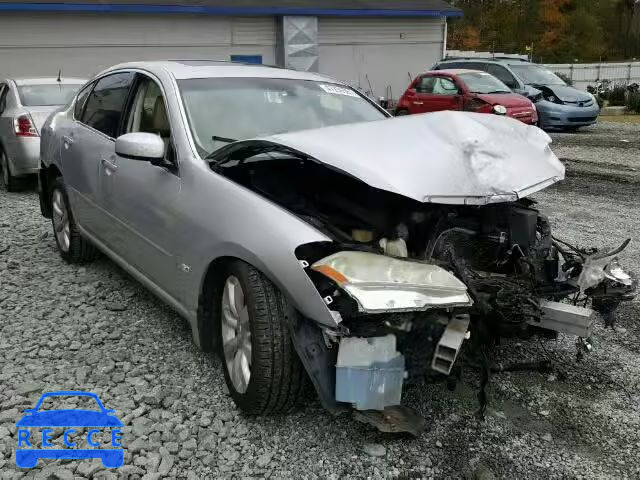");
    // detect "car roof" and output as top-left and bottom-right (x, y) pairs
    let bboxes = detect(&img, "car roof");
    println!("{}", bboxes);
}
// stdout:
(9, 77), (87, 86)
(439, 57), (531, 66)
(101, 60), (339, 83)
(423, 69), (490, 76)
